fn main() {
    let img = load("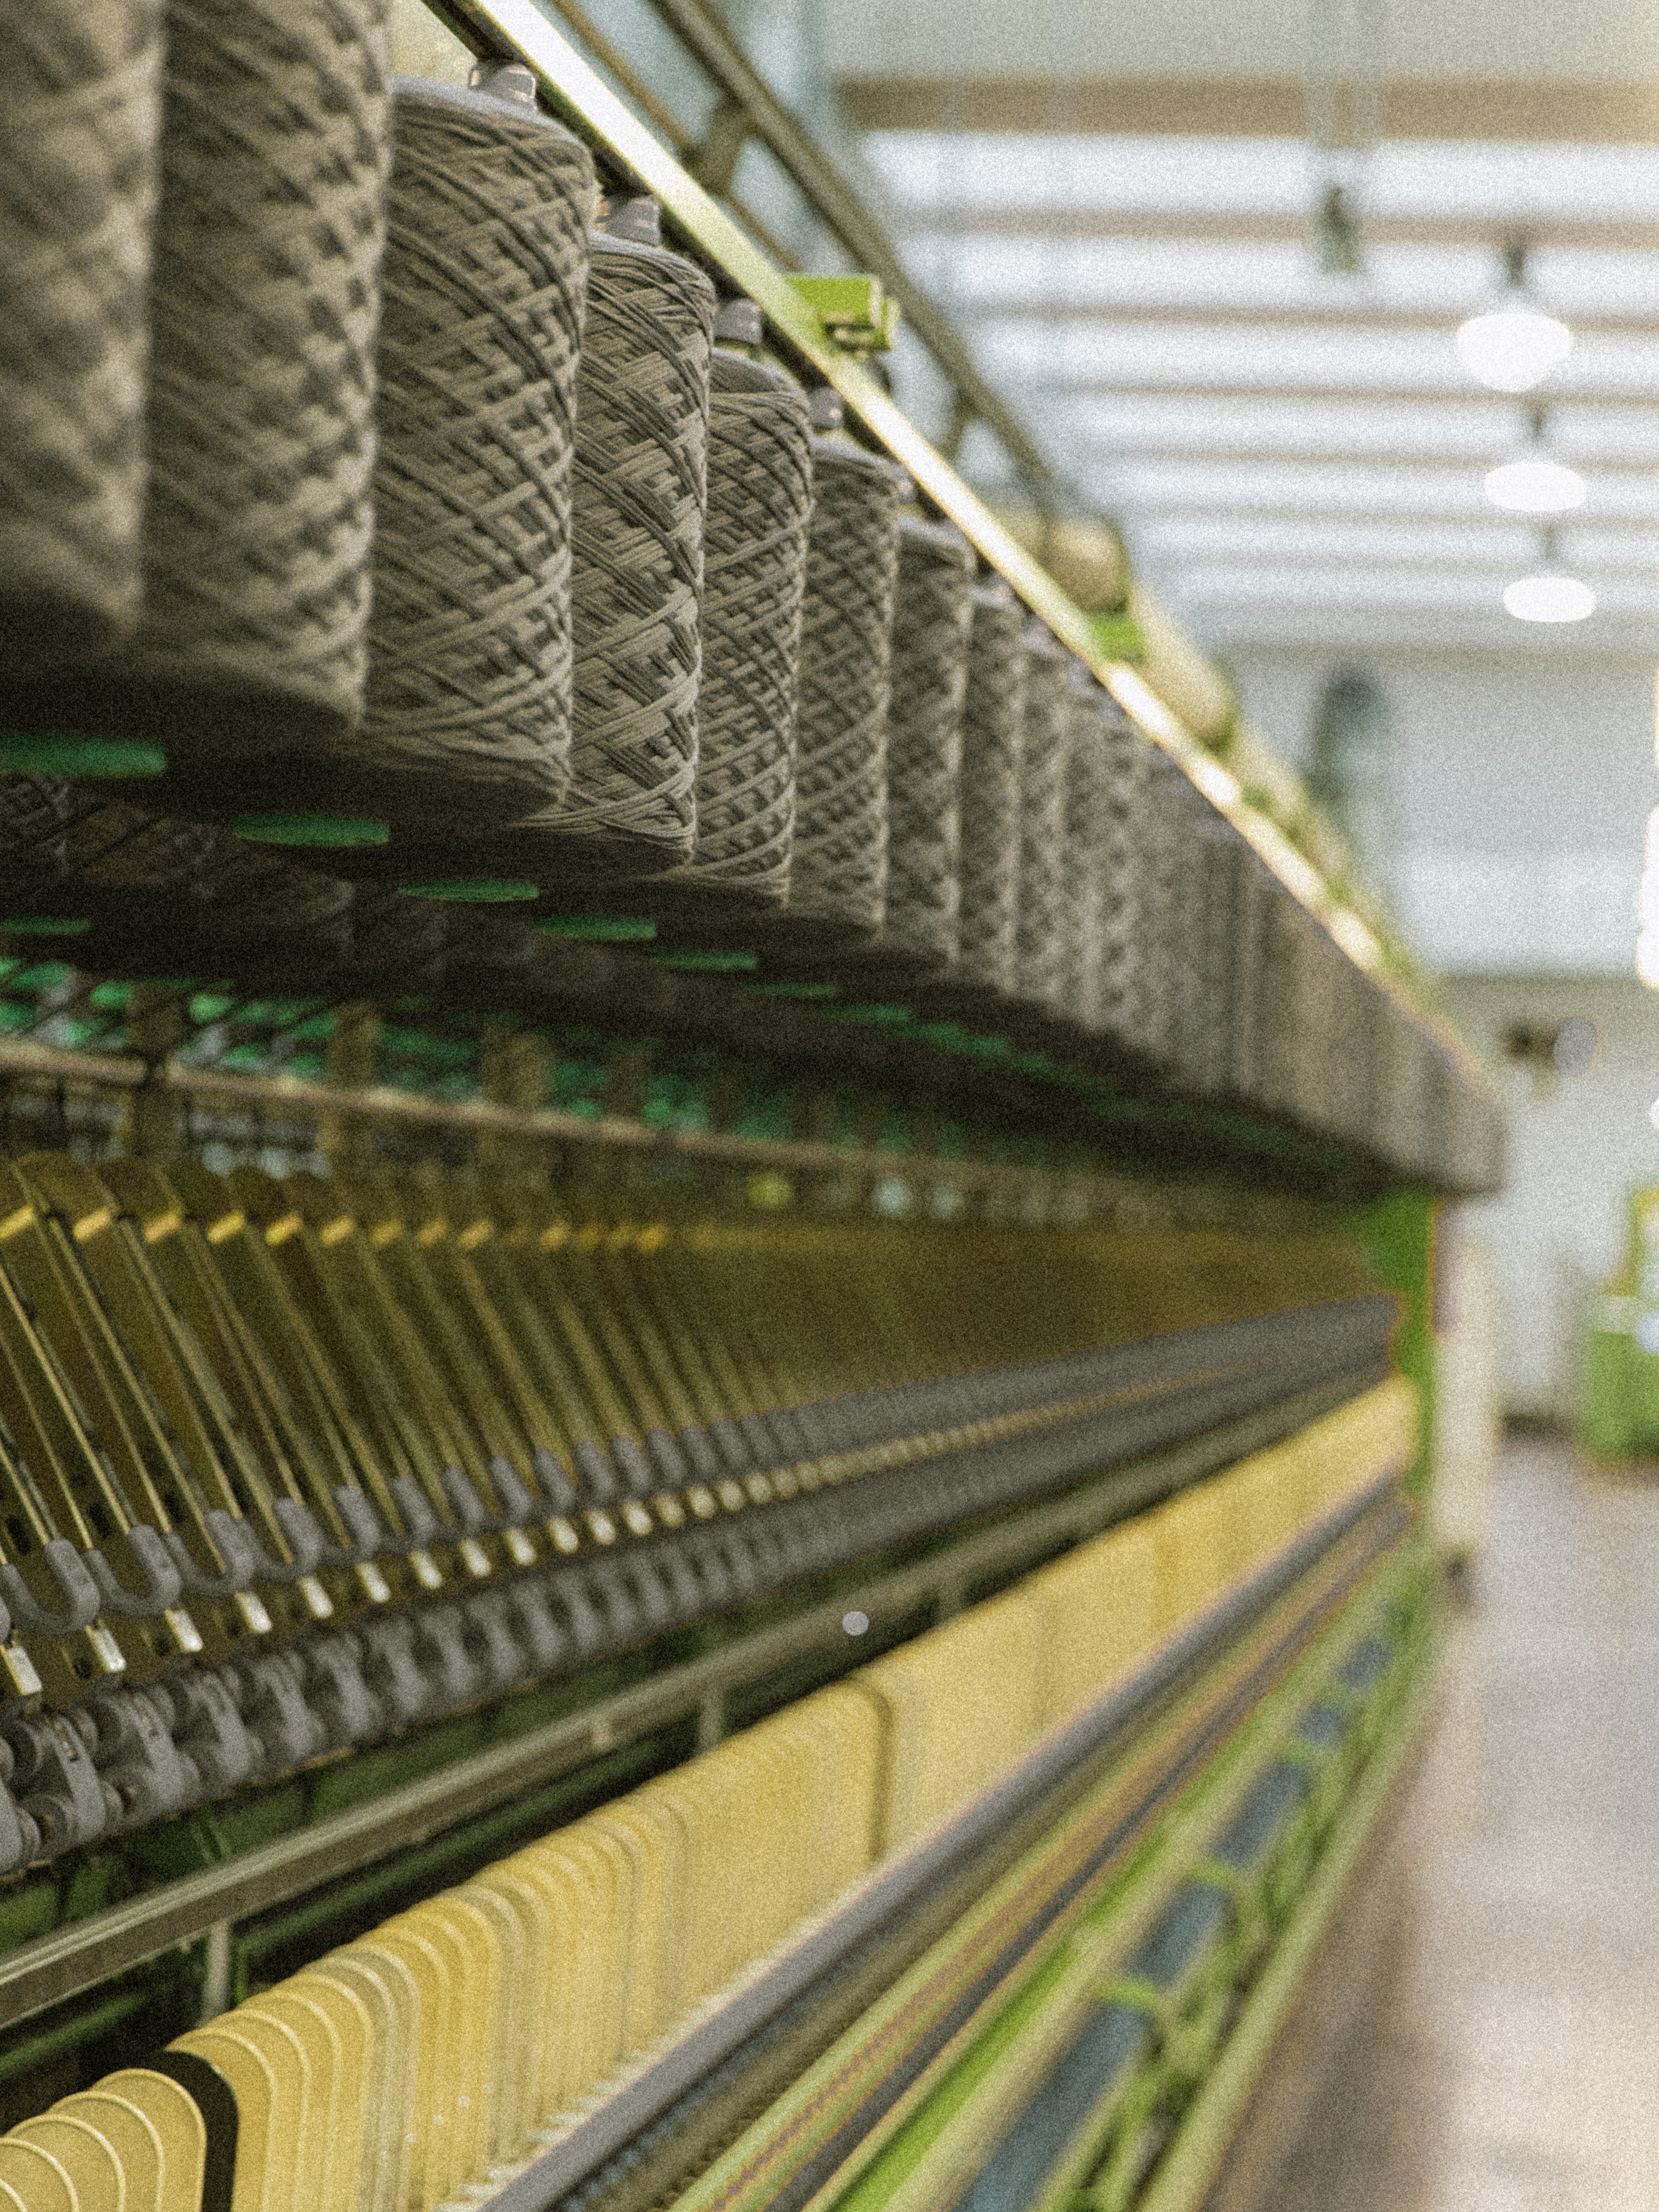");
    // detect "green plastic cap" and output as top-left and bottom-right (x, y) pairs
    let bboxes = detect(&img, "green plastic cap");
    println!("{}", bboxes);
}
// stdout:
(648, 949), (758, 973)
(0, 735), (165, 778)
(234, 813), (389, 848)
(535, 916), (657, 943)
(398, 880), (540, 902)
